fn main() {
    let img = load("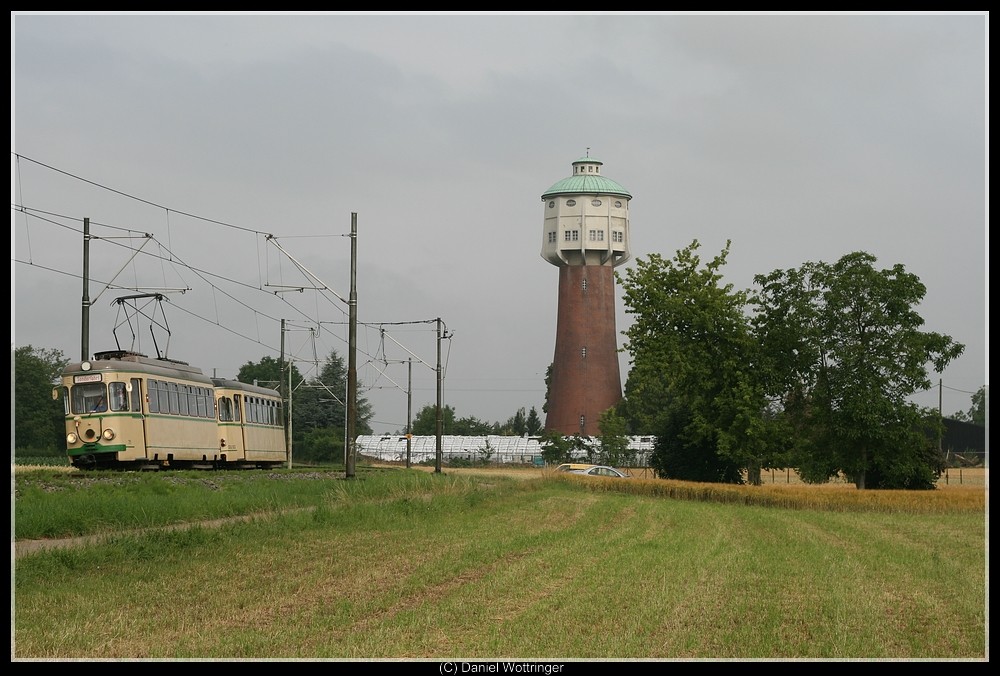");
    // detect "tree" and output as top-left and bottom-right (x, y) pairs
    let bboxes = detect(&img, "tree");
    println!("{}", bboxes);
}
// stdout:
(538, 429), (573, 465)
(596, 407), (633, 467)
(237, 355), (304, 394)
(751, 252), (965, 489)
(649, 404), (744, 483)
(292, 351), (373, 463)
(501, 407), (528, 436)
(14, 345), (69, 453)
(411, 404), (456, 435)
(951, 386), (986, 426)
(453, 415), (497, 435)
(525, 407), (543, 435)
(618, 240), (776, 484)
